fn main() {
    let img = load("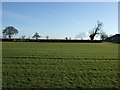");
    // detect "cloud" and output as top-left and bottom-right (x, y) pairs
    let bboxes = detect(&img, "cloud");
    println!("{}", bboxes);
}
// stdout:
(75, 32), (90, 39)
